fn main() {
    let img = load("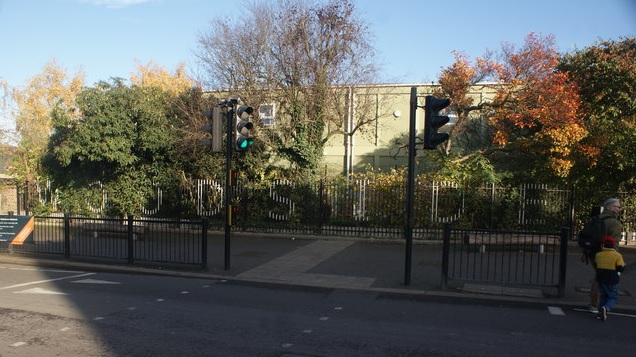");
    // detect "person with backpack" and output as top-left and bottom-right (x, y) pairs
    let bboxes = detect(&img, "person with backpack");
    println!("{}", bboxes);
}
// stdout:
(595, 236), (625, 321)
(579, 198), (623, 312)
(599, 198), (623, 243)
